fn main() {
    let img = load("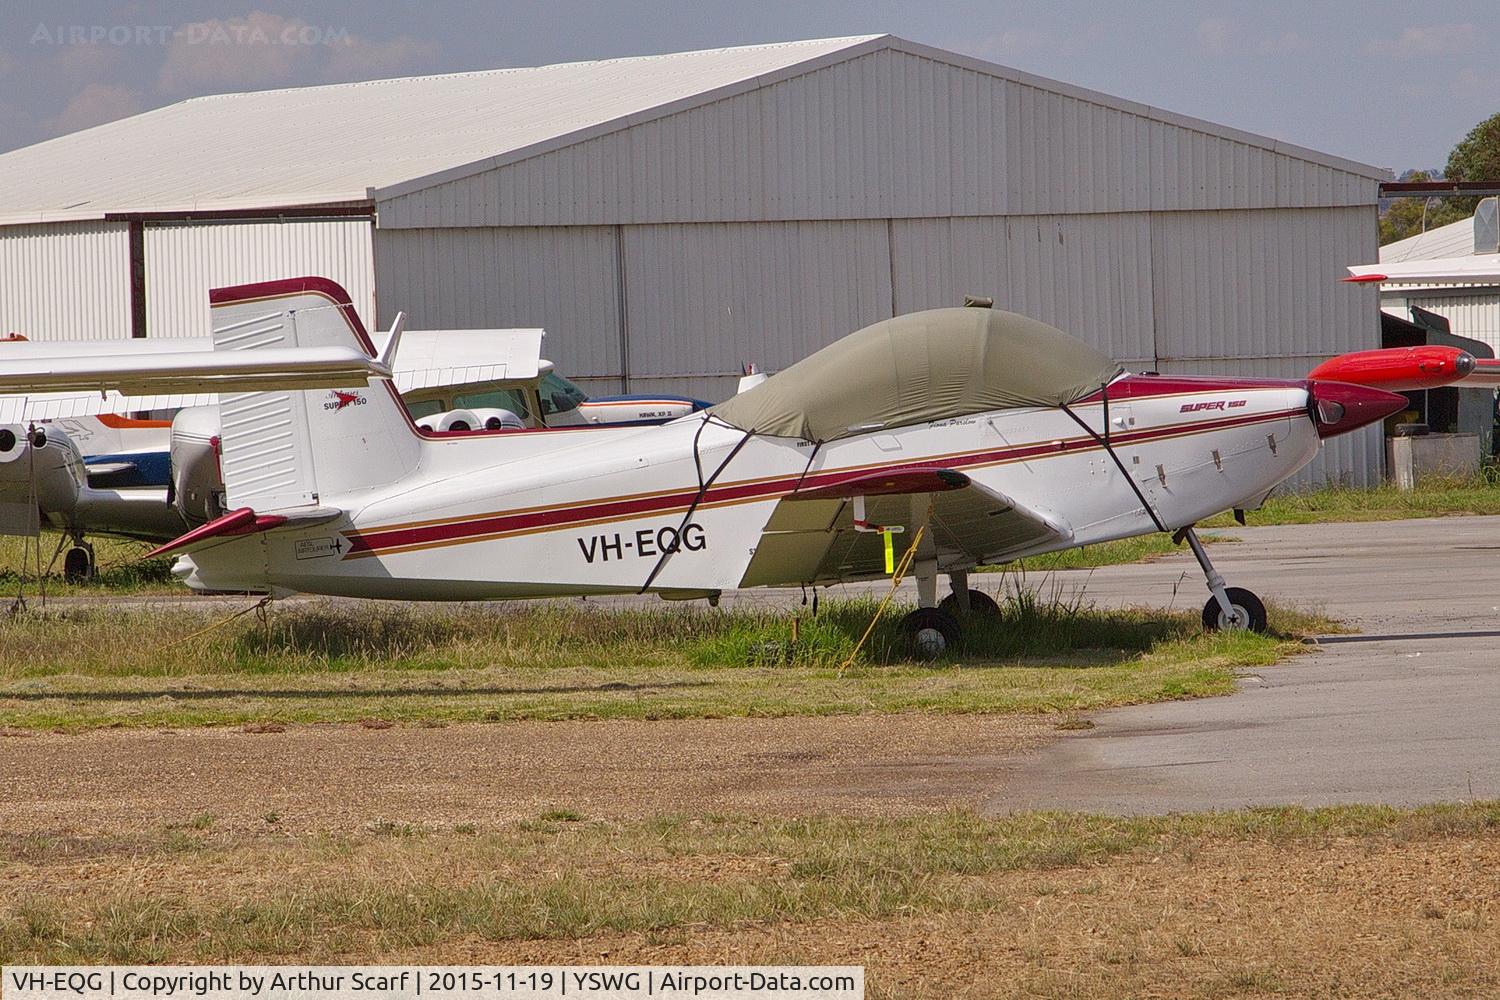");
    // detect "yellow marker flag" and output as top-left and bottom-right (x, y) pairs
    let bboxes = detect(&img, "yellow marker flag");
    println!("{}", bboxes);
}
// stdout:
(883, 529), (895, 574)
